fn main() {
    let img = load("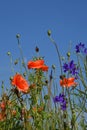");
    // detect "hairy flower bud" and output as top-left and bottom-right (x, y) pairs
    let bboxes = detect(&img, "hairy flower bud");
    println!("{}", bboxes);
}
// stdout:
(16, 33), (20, 39)
(67, 52), (71, 57)
(7, 51), (11, 56)
(35, 46), (39, 52)
(52, 64), (56, 69)
(47, 30), (51, 36)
